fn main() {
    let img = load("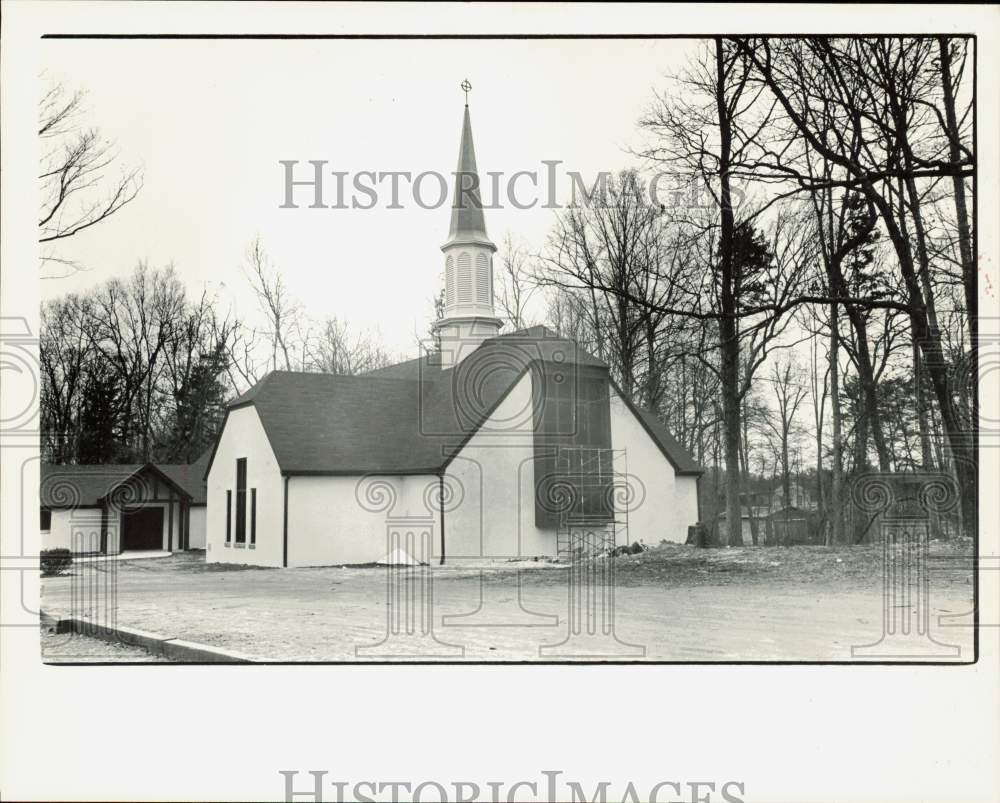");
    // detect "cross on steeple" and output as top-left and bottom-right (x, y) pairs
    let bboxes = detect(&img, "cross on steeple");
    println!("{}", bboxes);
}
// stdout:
(435, 86), (501, 368)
